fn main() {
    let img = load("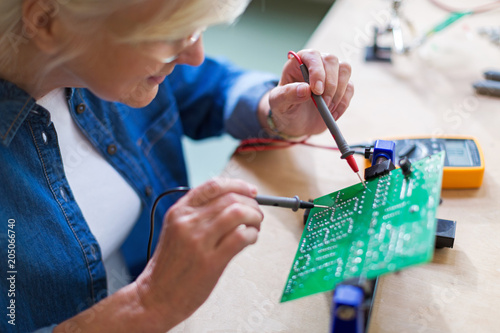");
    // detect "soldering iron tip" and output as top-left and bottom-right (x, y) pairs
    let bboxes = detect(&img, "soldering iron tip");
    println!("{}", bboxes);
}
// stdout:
(357, 172), (367, 188)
